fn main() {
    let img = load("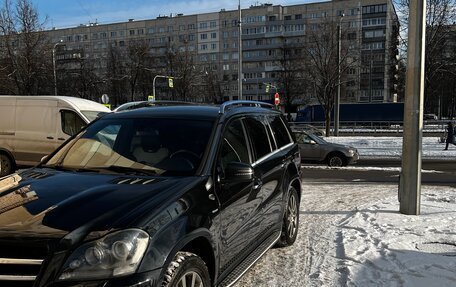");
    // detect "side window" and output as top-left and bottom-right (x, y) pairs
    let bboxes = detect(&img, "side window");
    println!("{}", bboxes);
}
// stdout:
(61, 110), (86, 136)
(219, 119), (250, 171)
(244, 116), (272, 160)
(268, 115), (292, 148)
(295, 133), (313, 144)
